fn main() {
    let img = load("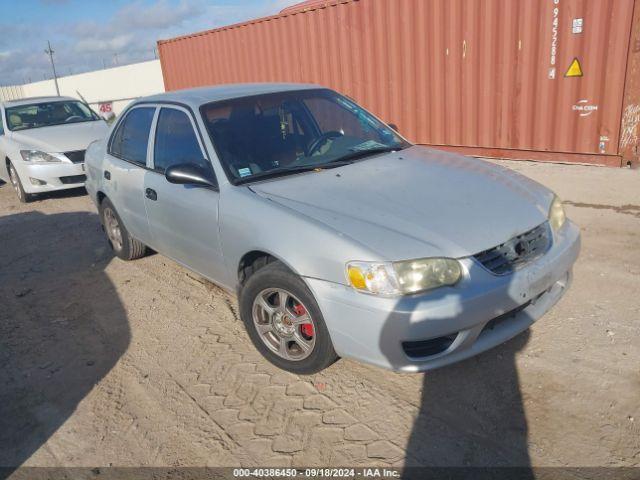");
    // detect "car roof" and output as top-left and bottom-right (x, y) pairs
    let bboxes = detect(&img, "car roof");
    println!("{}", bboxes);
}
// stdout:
(136, 83), (322, 109)
(1, 96), (78, 108)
